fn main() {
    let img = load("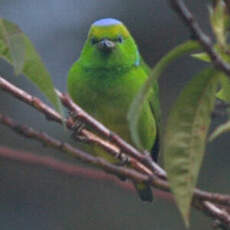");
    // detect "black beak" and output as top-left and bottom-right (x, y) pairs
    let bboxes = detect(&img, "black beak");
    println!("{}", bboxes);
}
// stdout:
(97, 39), (115, 52)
